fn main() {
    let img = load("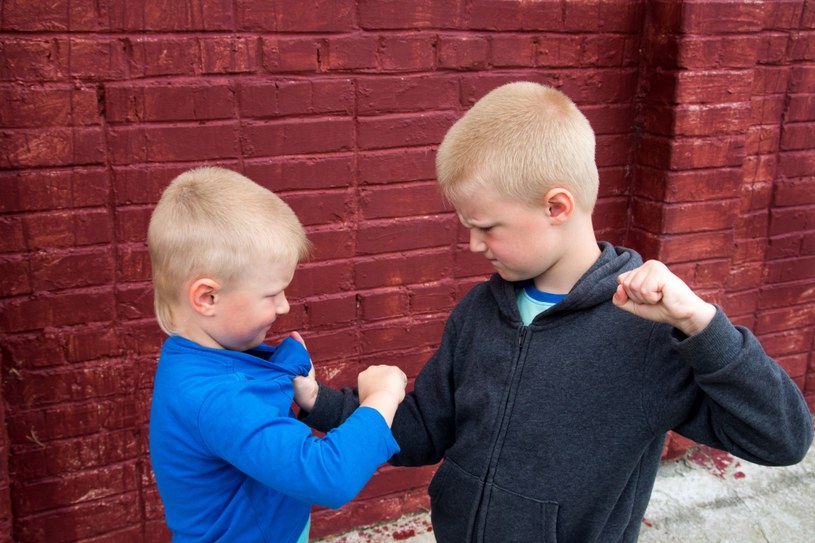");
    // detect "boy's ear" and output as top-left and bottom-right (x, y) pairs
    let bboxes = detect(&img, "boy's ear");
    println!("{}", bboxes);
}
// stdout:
(542, 188), (575, 224)
(188, 277), (220, 316)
